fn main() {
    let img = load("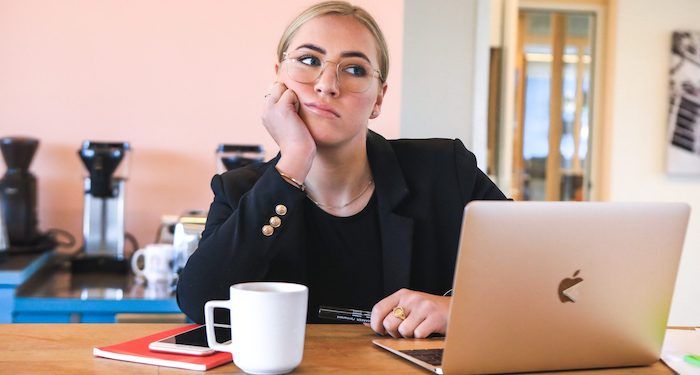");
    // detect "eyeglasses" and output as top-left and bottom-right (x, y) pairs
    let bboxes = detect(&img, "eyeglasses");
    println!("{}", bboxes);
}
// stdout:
(282, 50), (382, 93)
